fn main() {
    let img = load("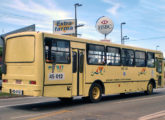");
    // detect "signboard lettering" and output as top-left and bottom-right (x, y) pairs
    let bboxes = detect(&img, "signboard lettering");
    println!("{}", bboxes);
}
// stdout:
(53, 19), (75, 35)
(96, 16), (114, 35)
